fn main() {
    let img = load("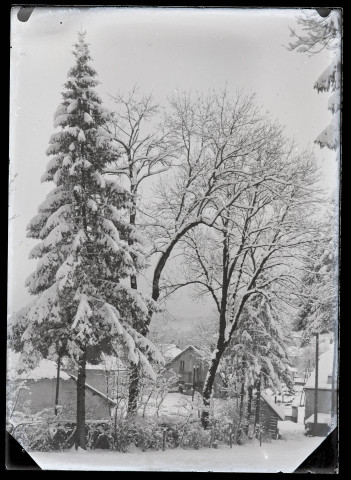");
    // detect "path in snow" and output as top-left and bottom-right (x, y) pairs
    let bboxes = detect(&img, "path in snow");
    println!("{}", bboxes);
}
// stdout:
(30, 421), (326, 472)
